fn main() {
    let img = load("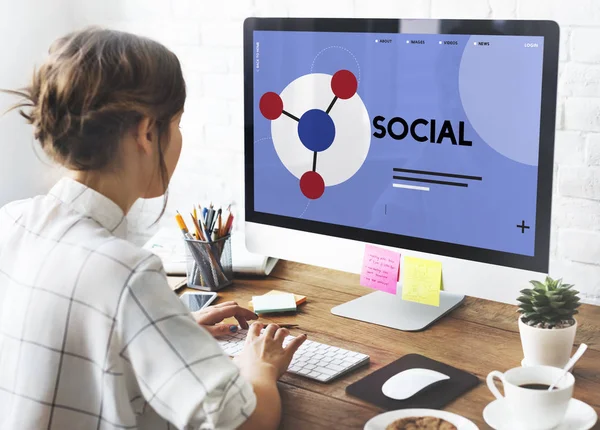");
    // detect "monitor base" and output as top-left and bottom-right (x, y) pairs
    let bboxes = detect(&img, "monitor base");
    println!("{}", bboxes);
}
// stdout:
(331, 289), (465, 332)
